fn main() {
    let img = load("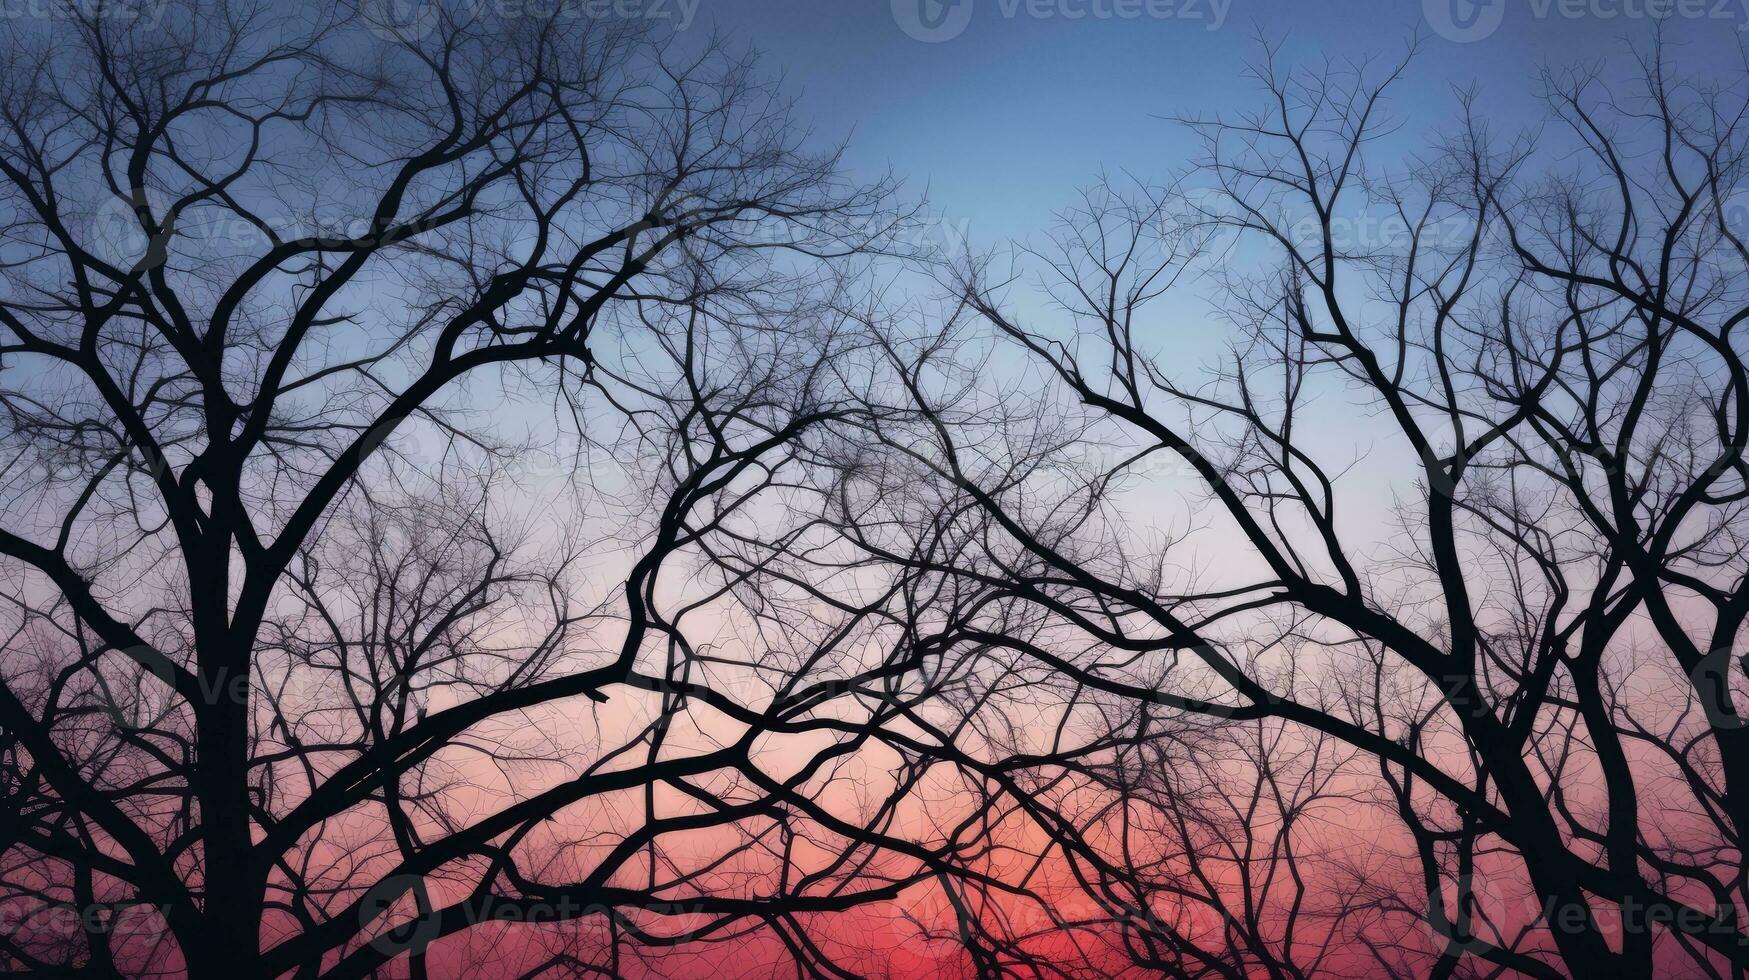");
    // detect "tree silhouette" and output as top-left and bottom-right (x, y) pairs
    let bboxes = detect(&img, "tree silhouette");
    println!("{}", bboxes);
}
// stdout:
(0, 2), (981, 975)
(904, 37), (1749, 977)
(4, 6), (1748, 978)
